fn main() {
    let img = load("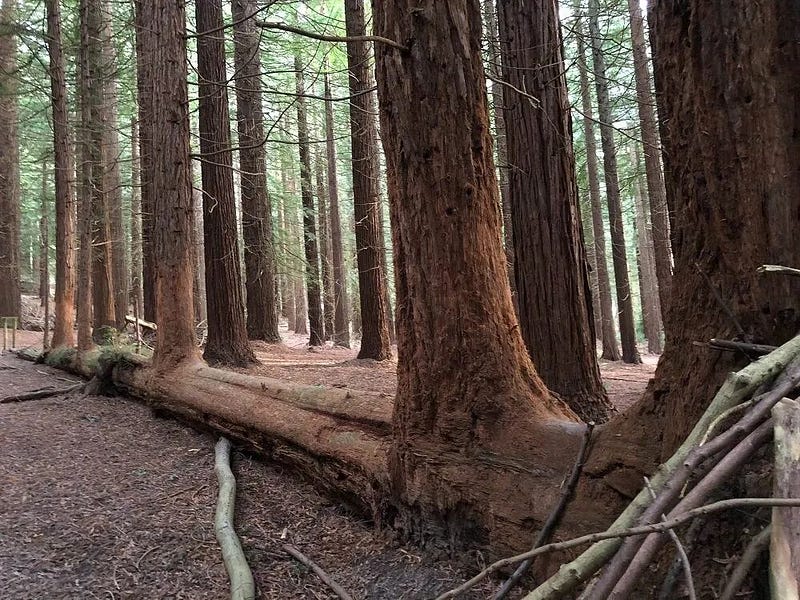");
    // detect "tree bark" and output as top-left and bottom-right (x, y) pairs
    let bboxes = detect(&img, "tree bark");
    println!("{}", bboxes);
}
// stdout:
(627, 0), (672, 316)
(771, 398), (800, 598)
(315, 150), (335, 341)
(232, 0), (280, 343)
(39, 161), (49, 306)
(45, 0), (76, 349)
(498, 0), (612, 422)
(137, 0), (198, 371)
(576, 14), (620, 361)
(344, 0), (391, 361)
(587, 0), (641, 364)
(375, 0), (580, 547)
(0, 0), (20, 321)
(294, 55), (323, 347)
(130, 117), (144, 318)
(324, 72), (350, 348)
(196, 0), (255, 366)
